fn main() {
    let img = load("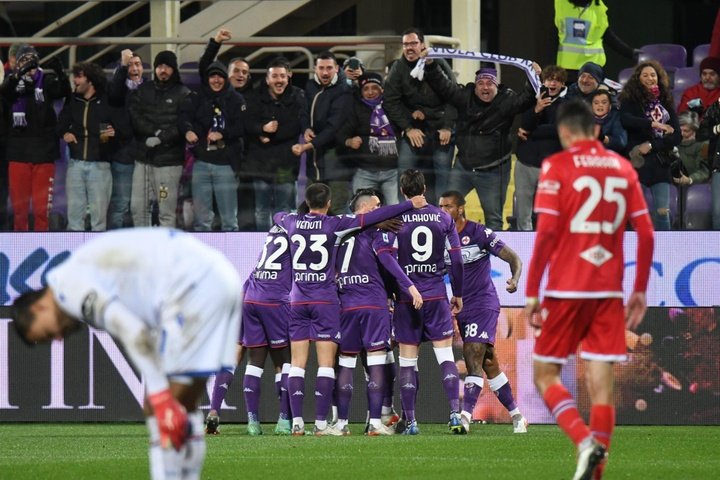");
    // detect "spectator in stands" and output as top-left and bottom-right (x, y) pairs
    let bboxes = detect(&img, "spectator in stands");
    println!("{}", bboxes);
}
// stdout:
(591, 89), (626, 152)
(2, 43), (22, 76)
(57, 62), (116, 231)
(244, 58), (308, 231)
(106, 49), (145, 229)
(128, 50), (190, 228)
(342, 56), (365, 89)
(674, 111), (709, 187)
(619, 60), (681, 231)
(698, 95), (720, 229)
(179, 62), (244, 231)
(384, 27), (456, 204)
(678, 57), (720, 119)
(293, 51), (351, 214)
(422, 58), (538, 230)
(554, 0), (637, 83)
(0, 45), (70, 231)
(565, 61), (606, 102)
(516, 65), (567, 231)
(336, 72), (399, 205)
